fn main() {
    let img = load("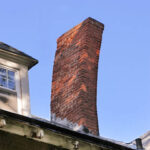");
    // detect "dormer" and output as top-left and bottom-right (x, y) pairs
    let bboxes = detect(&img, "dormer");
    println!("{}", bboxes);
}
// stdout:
(0, 42), (38, 116)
